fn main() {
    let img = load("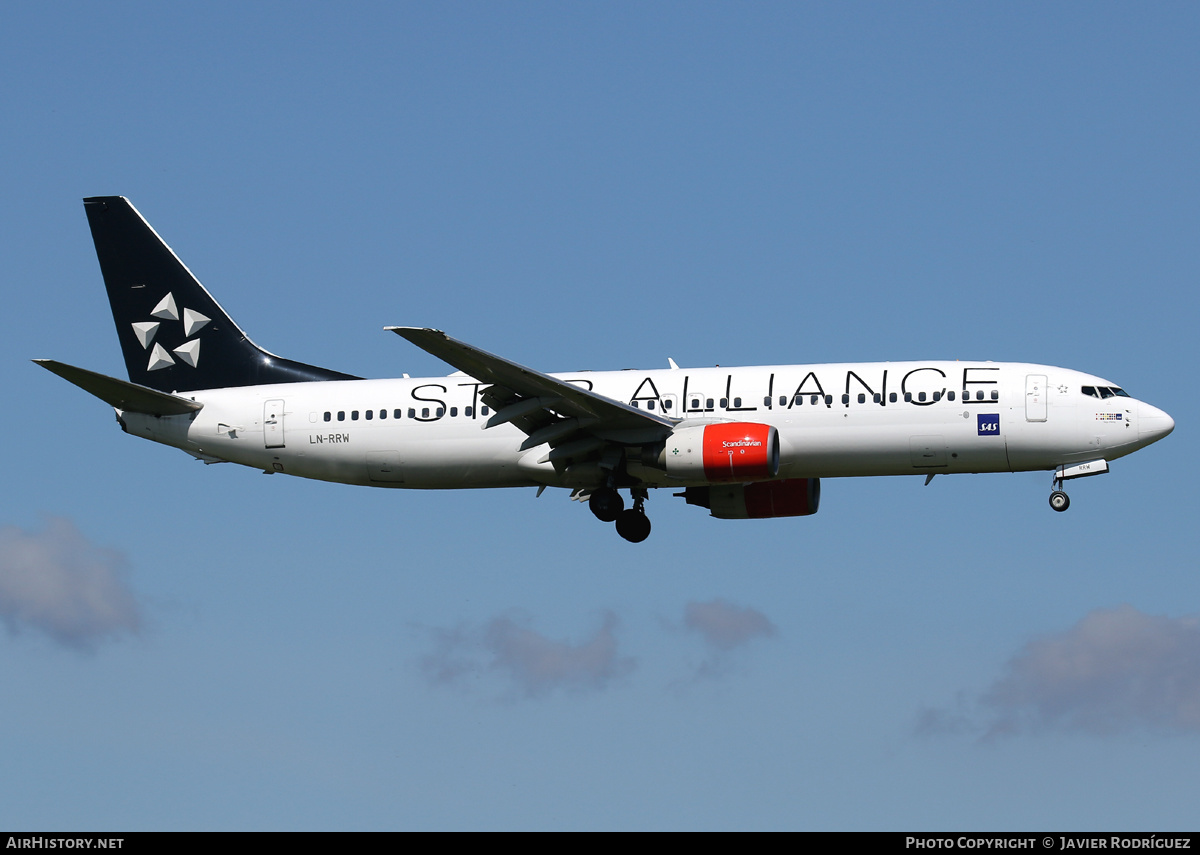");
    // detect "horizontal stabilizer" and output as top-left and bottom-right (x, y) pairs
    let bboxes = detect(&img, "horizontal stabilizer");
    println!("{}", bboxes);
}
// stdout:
(34, 360), (202, 416)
